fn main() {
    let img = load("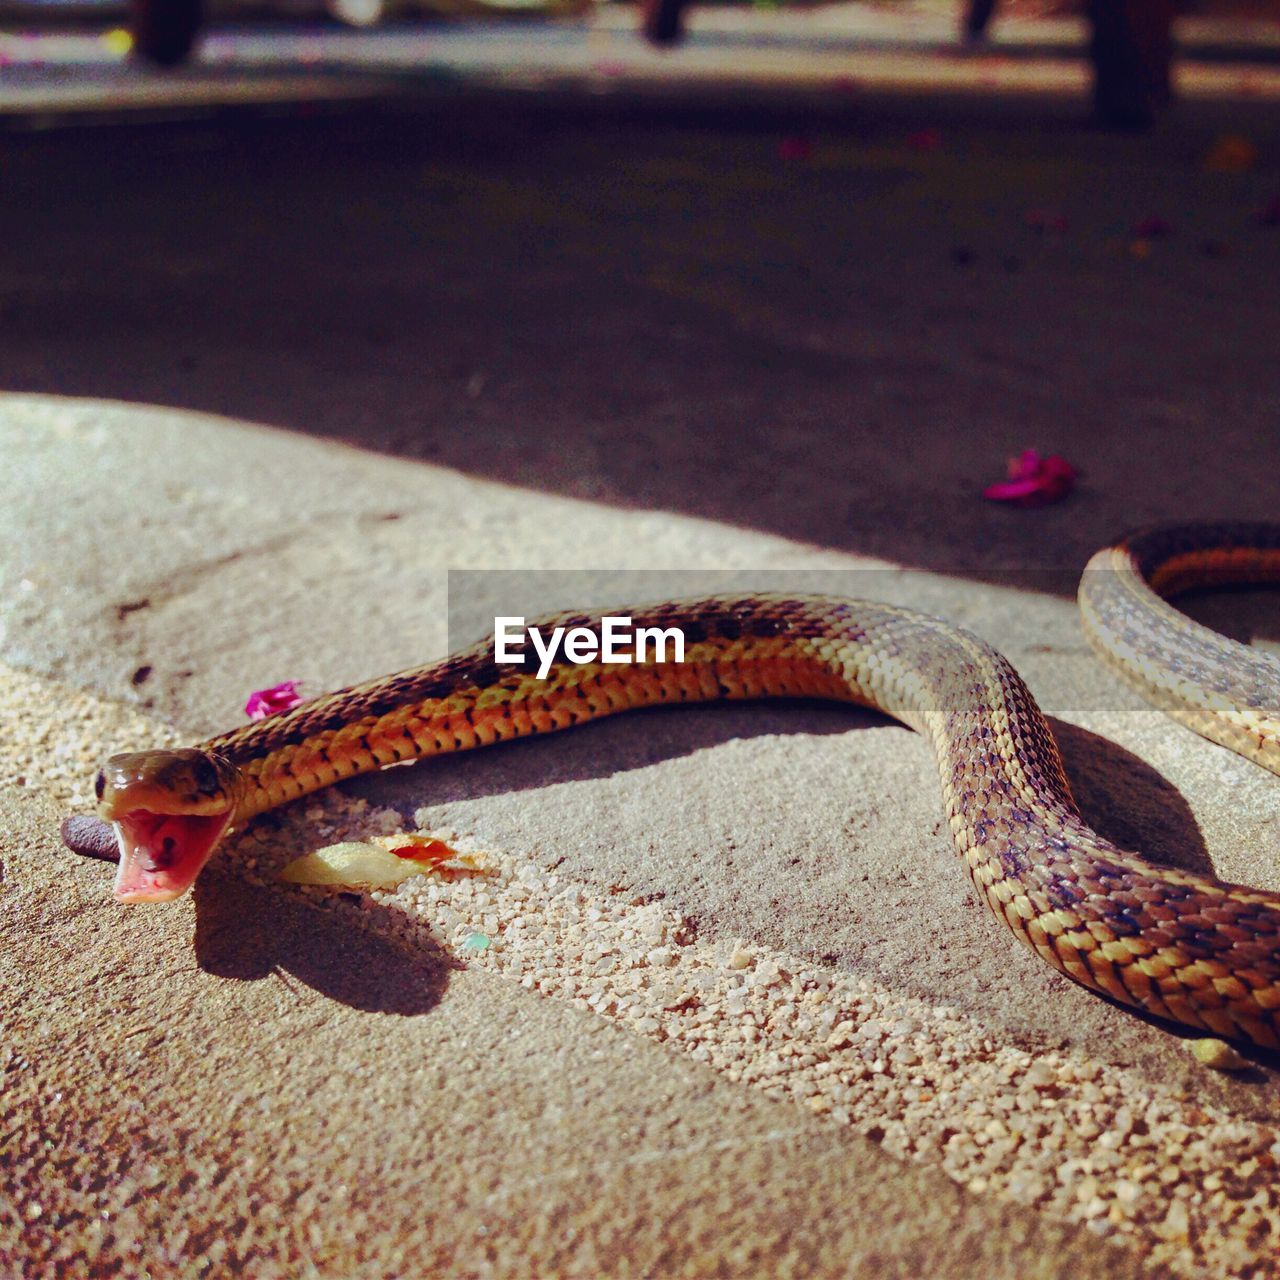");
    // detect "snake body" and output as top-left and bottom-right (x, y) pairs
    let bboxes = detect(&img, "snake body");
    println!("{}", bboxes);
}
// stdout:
(87, 525), (1280, 1048)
